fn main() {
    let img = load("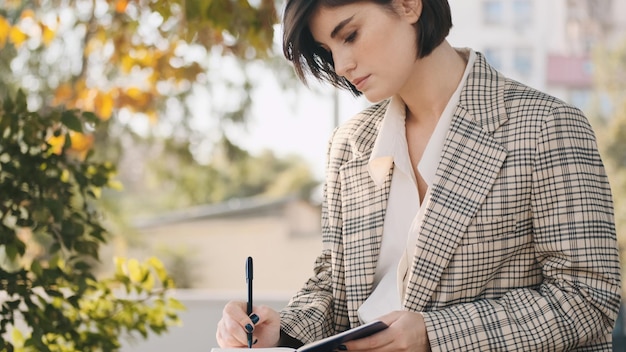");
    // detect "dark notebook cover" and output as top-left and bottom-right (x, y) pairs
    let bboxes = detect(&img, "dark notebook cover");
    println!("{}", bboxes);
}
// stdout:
(296, 320), (388, 352)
